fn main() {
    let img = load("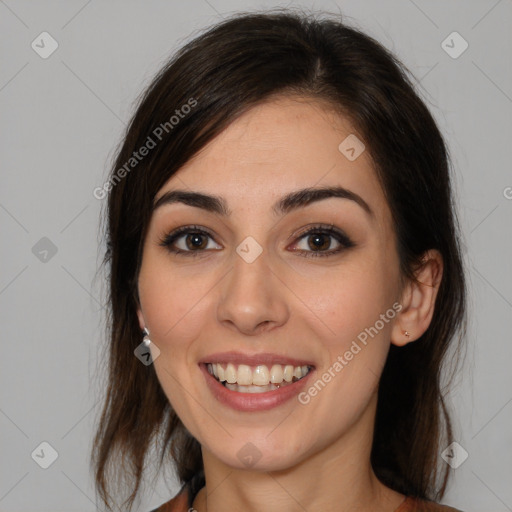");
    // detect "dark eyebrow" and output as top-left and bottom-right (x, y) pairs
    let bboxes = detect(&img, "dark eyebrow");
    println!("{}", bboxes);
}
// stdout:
(153, 186), (373, 218)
